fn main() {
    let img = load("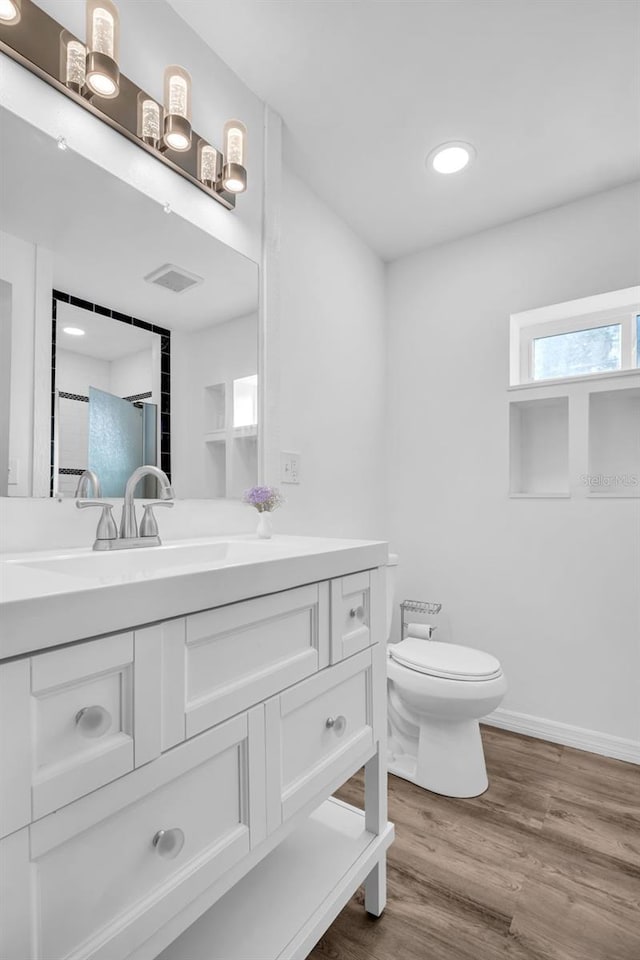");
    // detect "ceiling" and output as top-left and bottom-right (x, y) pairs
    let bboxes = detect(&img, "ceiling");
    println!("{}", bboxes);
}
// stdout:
(0, 109), (258, 331)
(56, 302), (155, 361)
(168, 0), (640, 261)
